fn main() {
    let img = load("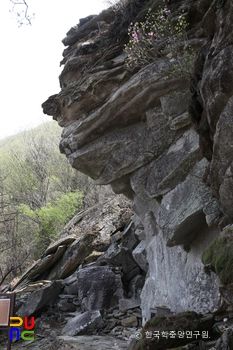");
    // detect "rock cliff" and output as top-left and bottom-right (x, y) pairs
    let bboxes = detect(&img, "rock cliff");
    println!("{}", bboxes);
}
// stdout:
(42, 0), (233, 329)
